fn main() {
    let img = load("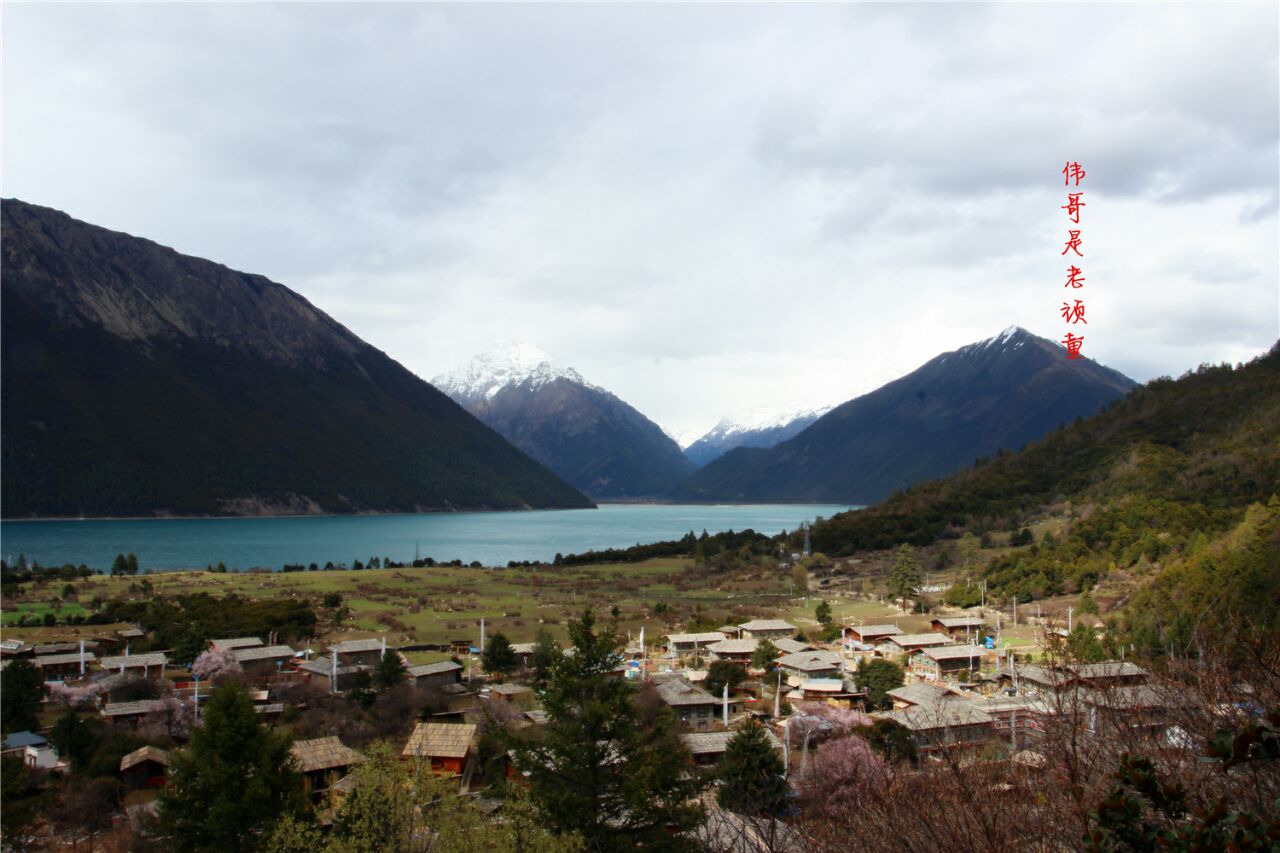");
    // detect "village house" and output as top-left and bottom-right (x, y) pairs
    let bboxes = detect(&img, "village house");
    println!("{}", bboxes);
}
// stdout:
(656, 677), (735, 731)
(98, 652), (167, 681)
(715, 625), (741, 639)
(486, 683), (534, 705)
(403, 722), (478, 775)
(328, 638), (388, 668)
(738, 619), (797, 640)
(788, 678), (864, 707)
(972, 694), (1054, 748)
(887, 681), (962, 710)
(0, 638), (33, 658)
(1083, 683), (1182, 737)
(297, 658), (370, 693)
(1003, 660), (1148, 697)
(843, 624), (903, 648)
(707, 638), (758, 664)
(291, 737), (365, 802)
(679, 728), (783, 768)
(875, 699), (995, 757)
(101, 699), (170, 727)
(209, 637), (264, 652)
(2, 731), (48, 758)
(930, 616), (986, 639)
(664, 632), (727, 657)
(771, 637), (815, 655)
(232, 644), (296, 679)
(120, 745), (169, 789)
(776, 650), (844, 683)
(510, 643), (538, 669)
(885, 633), (953, 657)
(408, 660), (463, 690)
(32, 651), (95, 681)
(911, 645), (988, 682)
